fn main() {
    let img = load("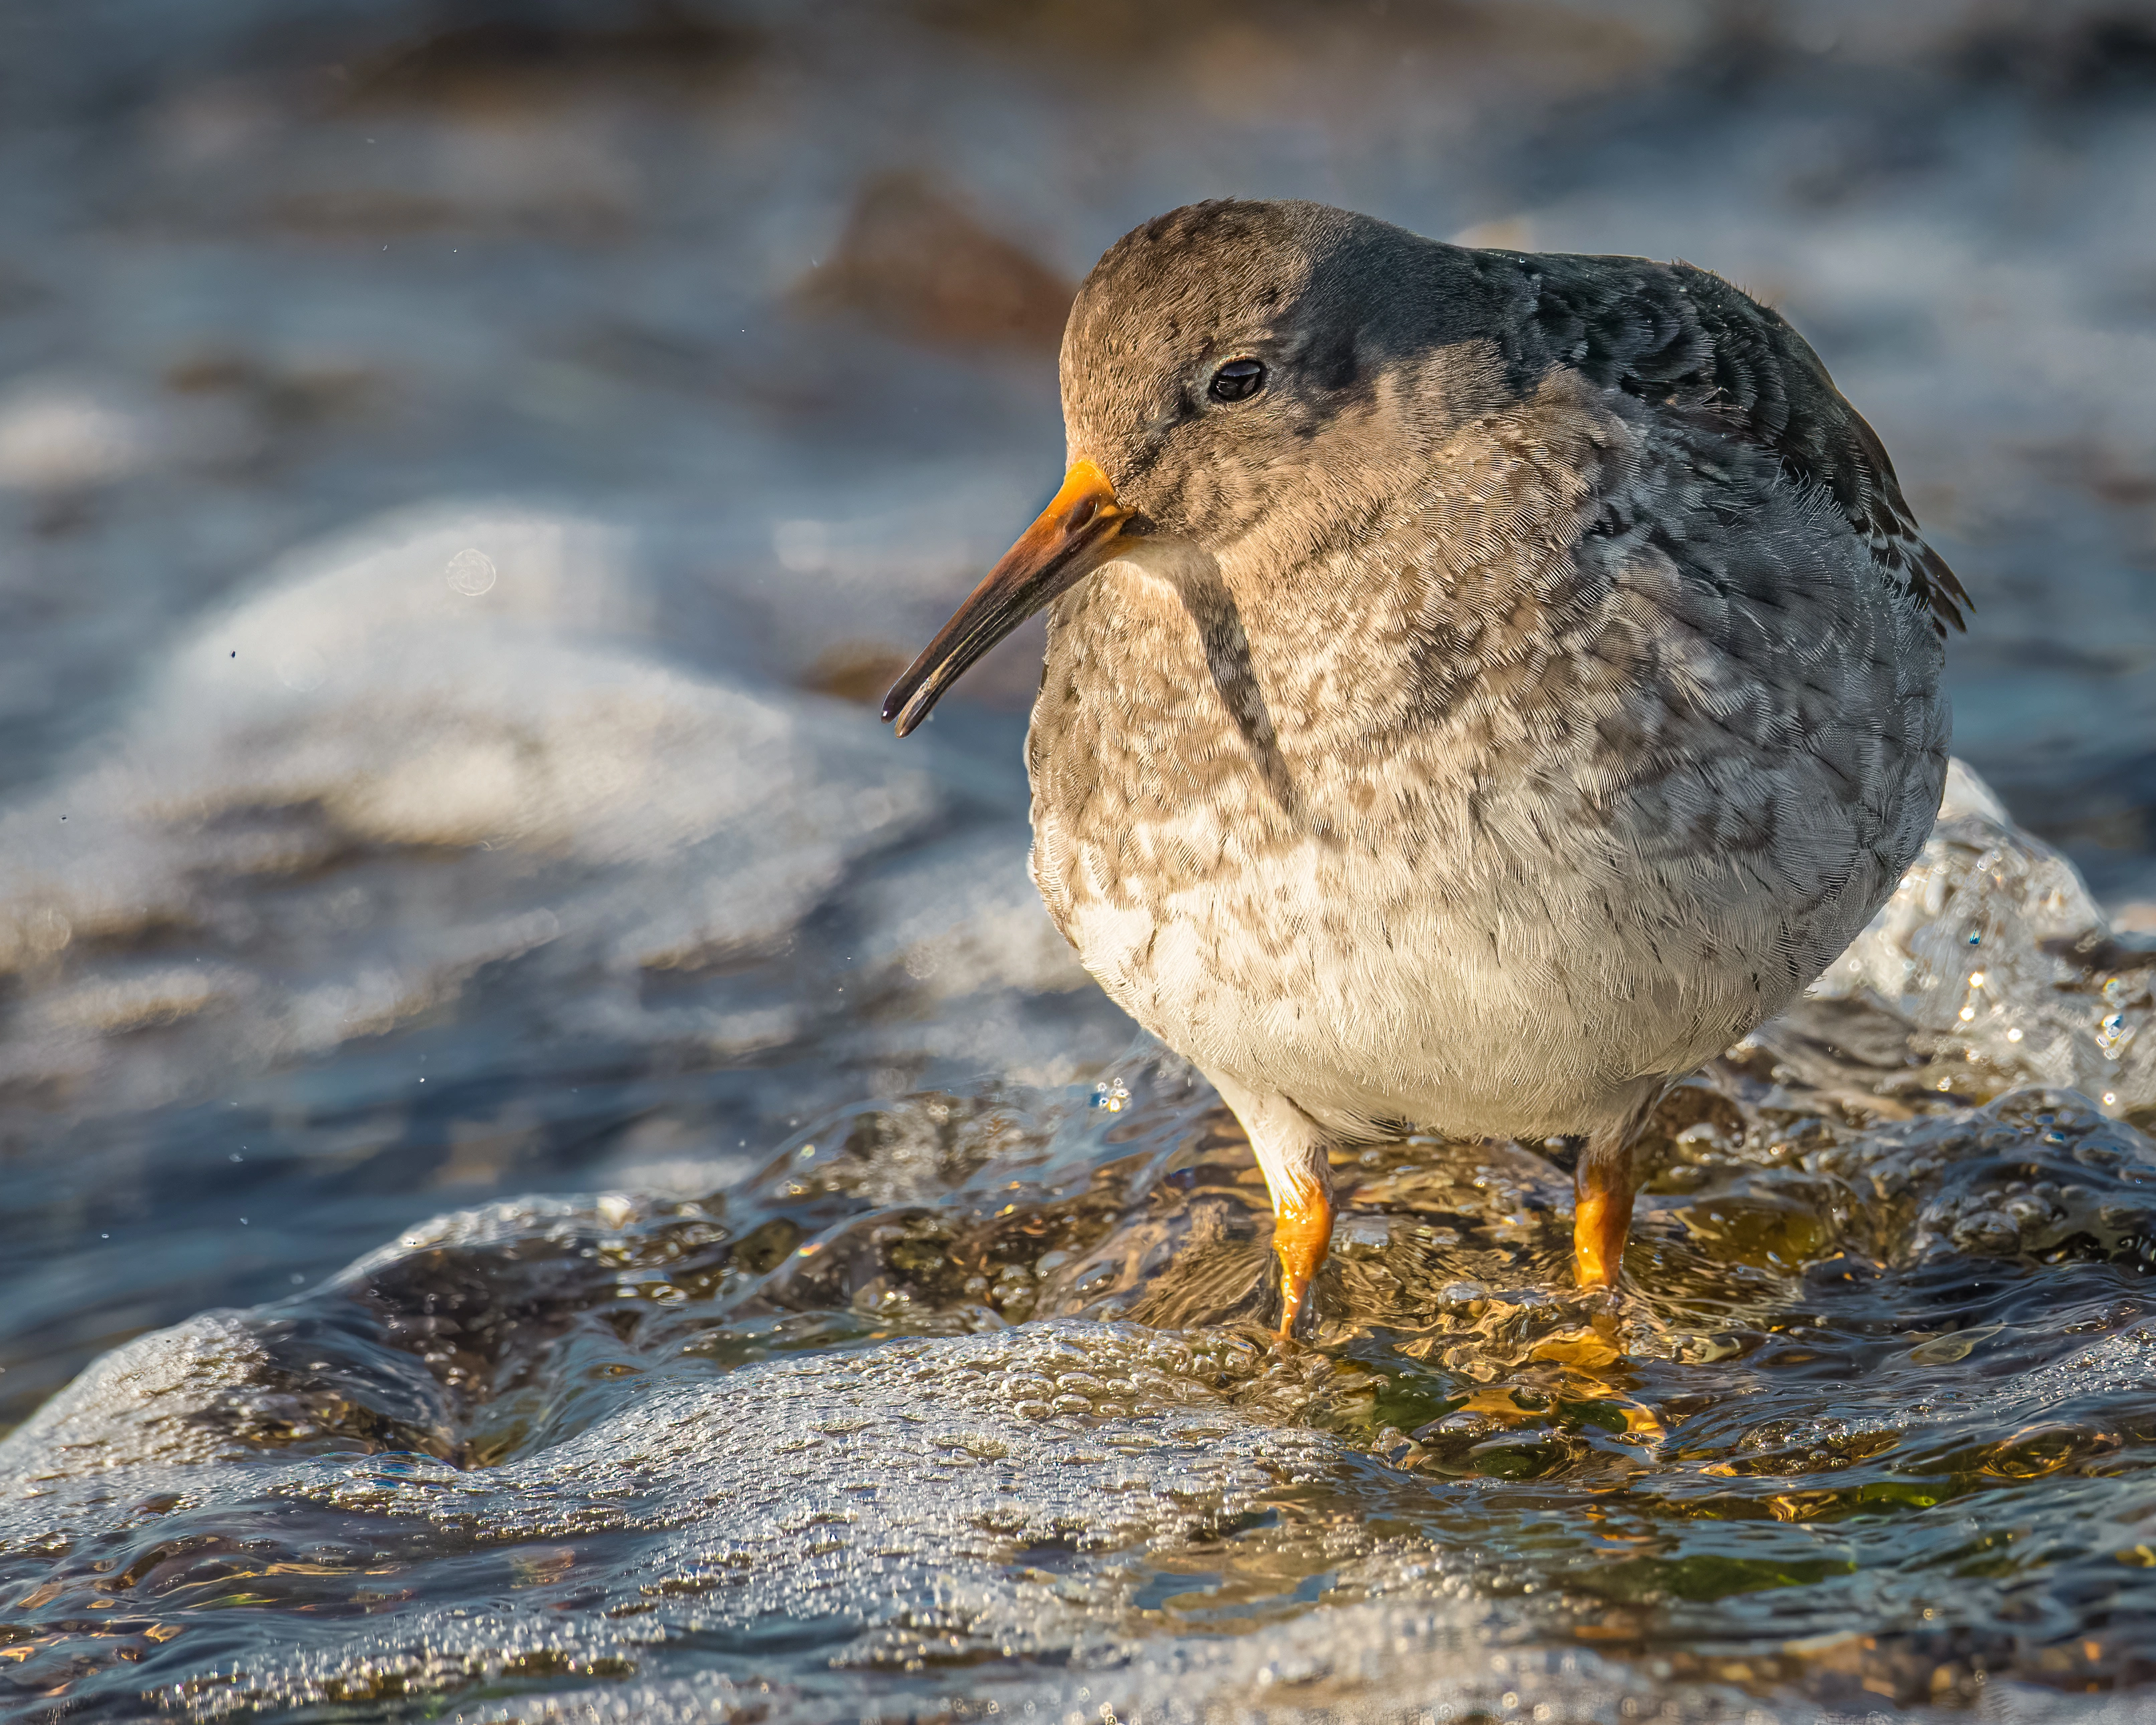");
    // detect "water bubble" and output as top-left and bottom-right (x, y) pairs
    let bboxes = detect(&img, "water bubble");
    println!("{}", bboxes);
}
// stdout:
(446, 546), (498, 596)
